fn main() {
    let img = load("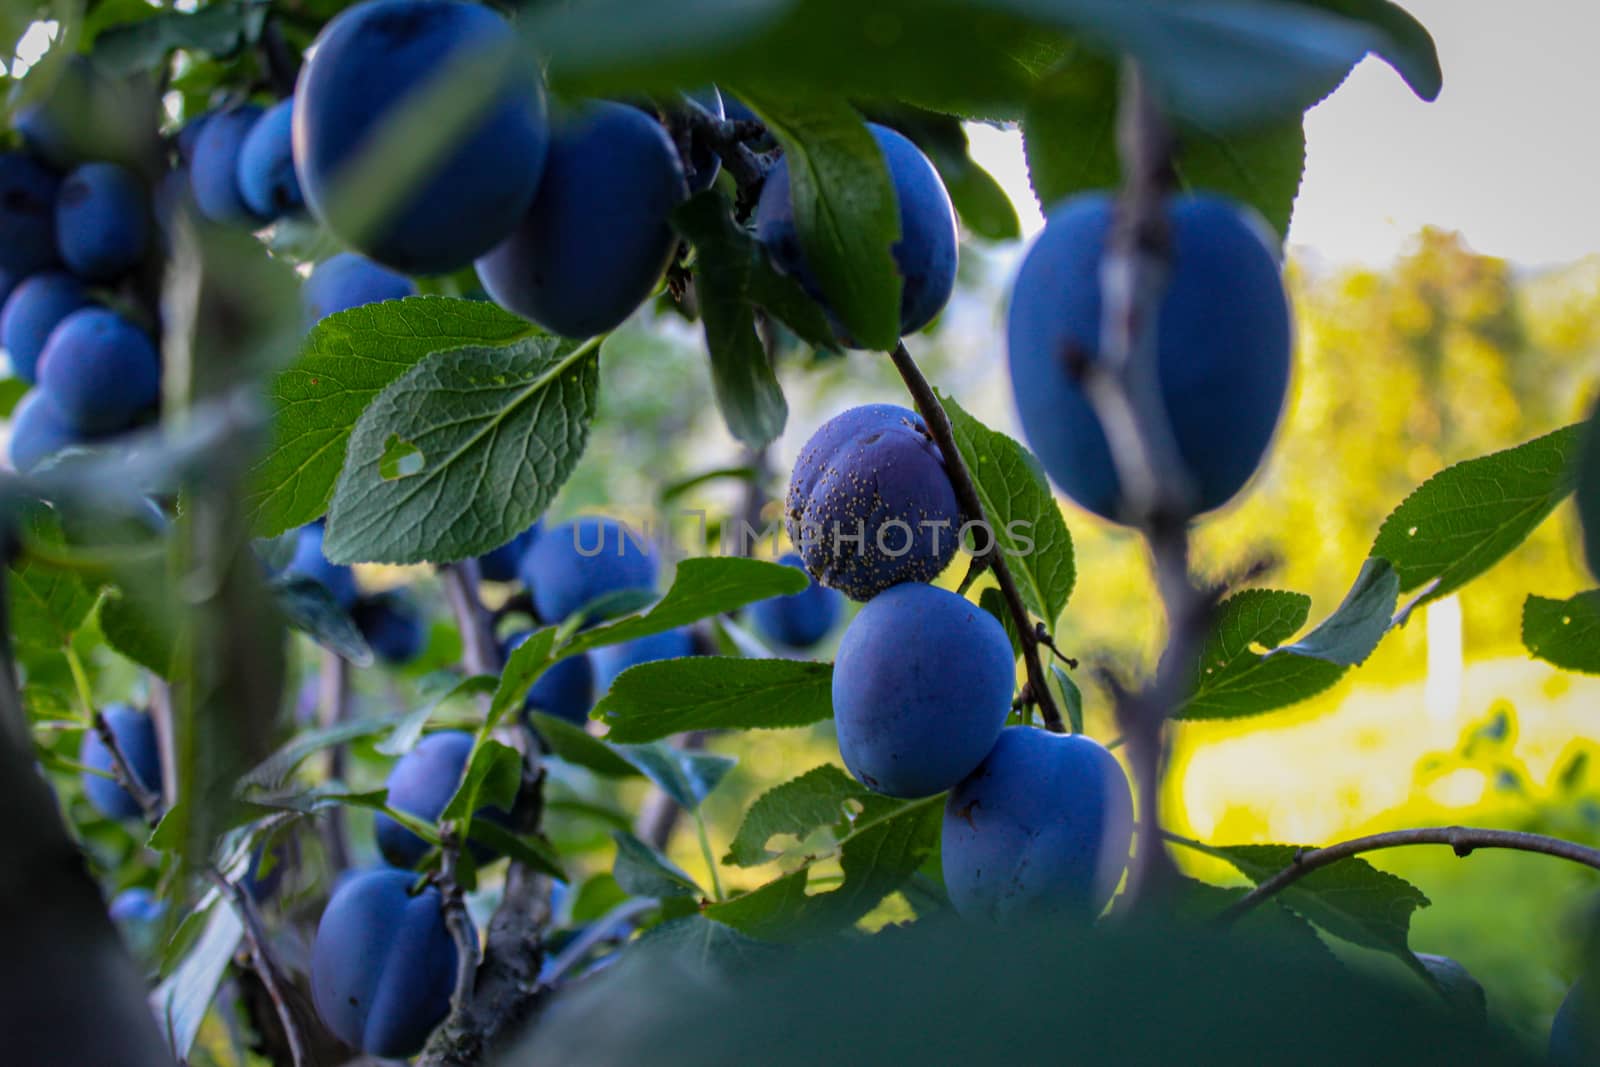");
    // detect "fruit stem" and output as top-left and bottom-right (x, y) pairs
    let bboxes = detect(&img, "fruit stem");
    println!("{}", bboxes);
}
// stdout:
(886, 340), (1066, 733)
